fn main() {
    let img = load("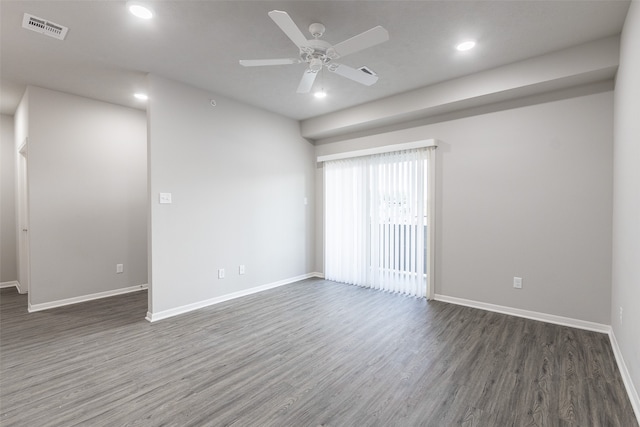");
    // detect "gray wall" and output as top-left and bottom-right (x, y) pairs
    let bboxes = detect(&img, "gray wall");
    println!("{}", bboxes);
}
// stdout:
(316, 89), (613, 325)
(302, 37), (619, 140)
(1, 114), (17, 283)
(25, 86), (147, 304)
(612, 0), (640, 406)
(147, 75), (315, 315)
(14, 90), (28, 292)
